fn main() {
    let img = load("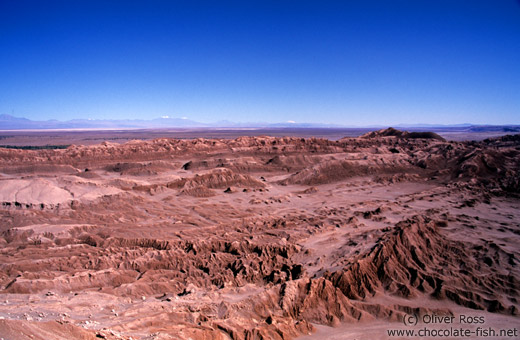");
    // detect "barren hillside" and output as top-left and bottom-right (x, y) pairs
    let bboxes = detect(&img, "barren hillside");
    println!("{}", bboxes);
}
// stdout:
(0, 129), (519, 339)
